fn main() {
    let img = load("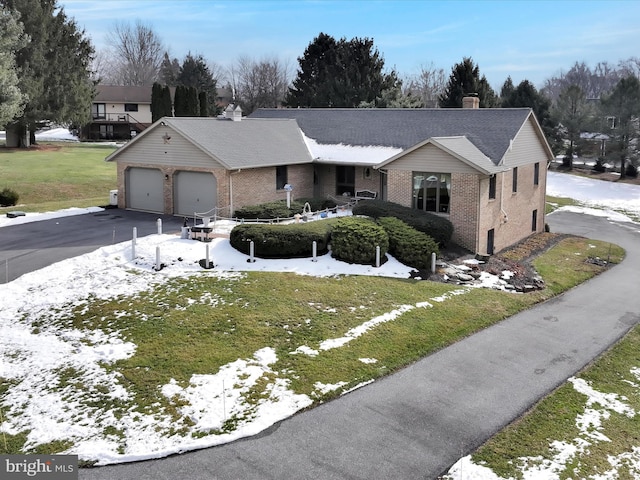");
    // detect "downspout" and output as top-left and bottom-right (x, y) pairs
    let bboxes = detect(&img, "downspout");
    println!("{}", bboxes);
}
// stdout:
(500, 171), (508, 224)
(229, 169), (242, 215)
